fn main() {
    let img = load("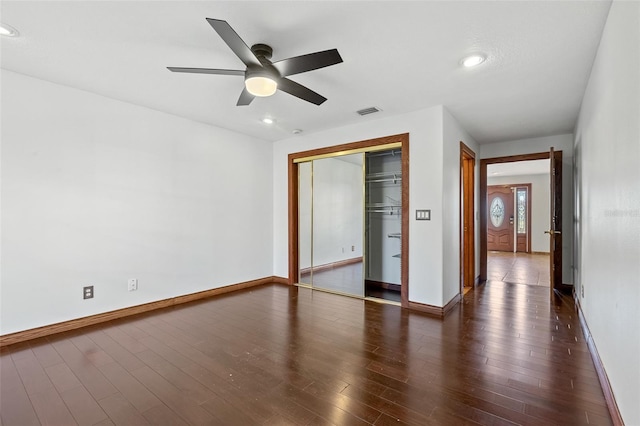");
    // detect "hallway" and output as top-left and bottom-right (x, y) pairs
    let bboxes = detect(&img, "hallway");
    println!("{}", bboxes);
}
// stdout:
(487, 251), (551, 287)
